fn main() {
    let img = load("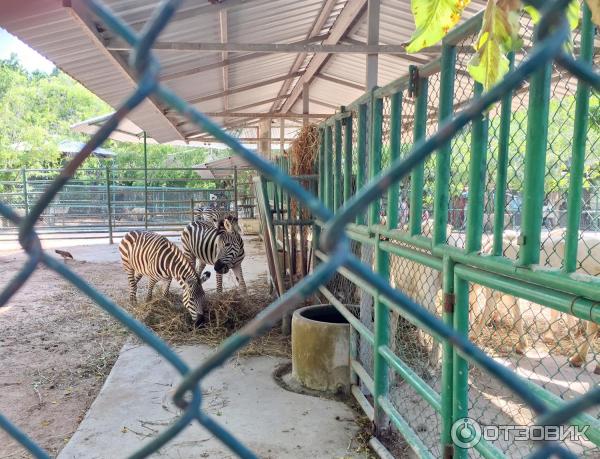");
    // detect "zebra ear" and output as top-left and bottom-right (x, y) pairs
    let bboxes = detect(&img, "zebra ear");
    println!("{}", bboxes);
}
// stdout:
(223, 219), (233, 232)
